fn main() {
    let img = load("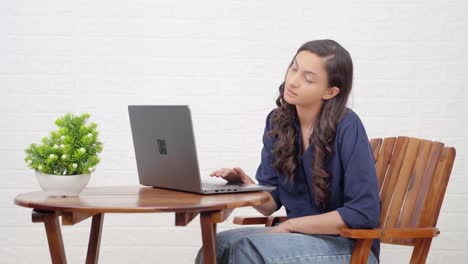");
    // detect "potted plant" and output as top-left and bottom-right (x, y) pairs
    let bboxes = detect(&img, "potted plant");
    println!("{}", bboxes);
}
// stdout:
(24, 113), (103, 197)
